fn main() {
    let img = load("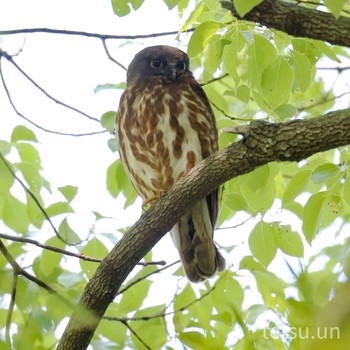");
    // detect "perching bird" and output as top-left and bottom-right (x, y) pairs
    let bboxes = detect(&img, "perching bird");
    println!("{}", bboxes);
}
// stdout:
(116, 45), (225, 282)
